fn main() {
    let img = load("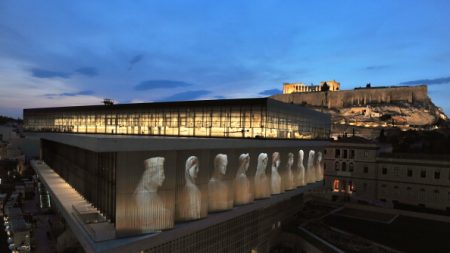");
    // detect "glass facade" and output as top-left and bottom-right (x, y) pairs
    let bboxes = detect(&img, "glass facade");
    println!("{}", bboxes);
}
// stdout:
(24, 98), (330, 139)
(41, 139), (116, 222)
